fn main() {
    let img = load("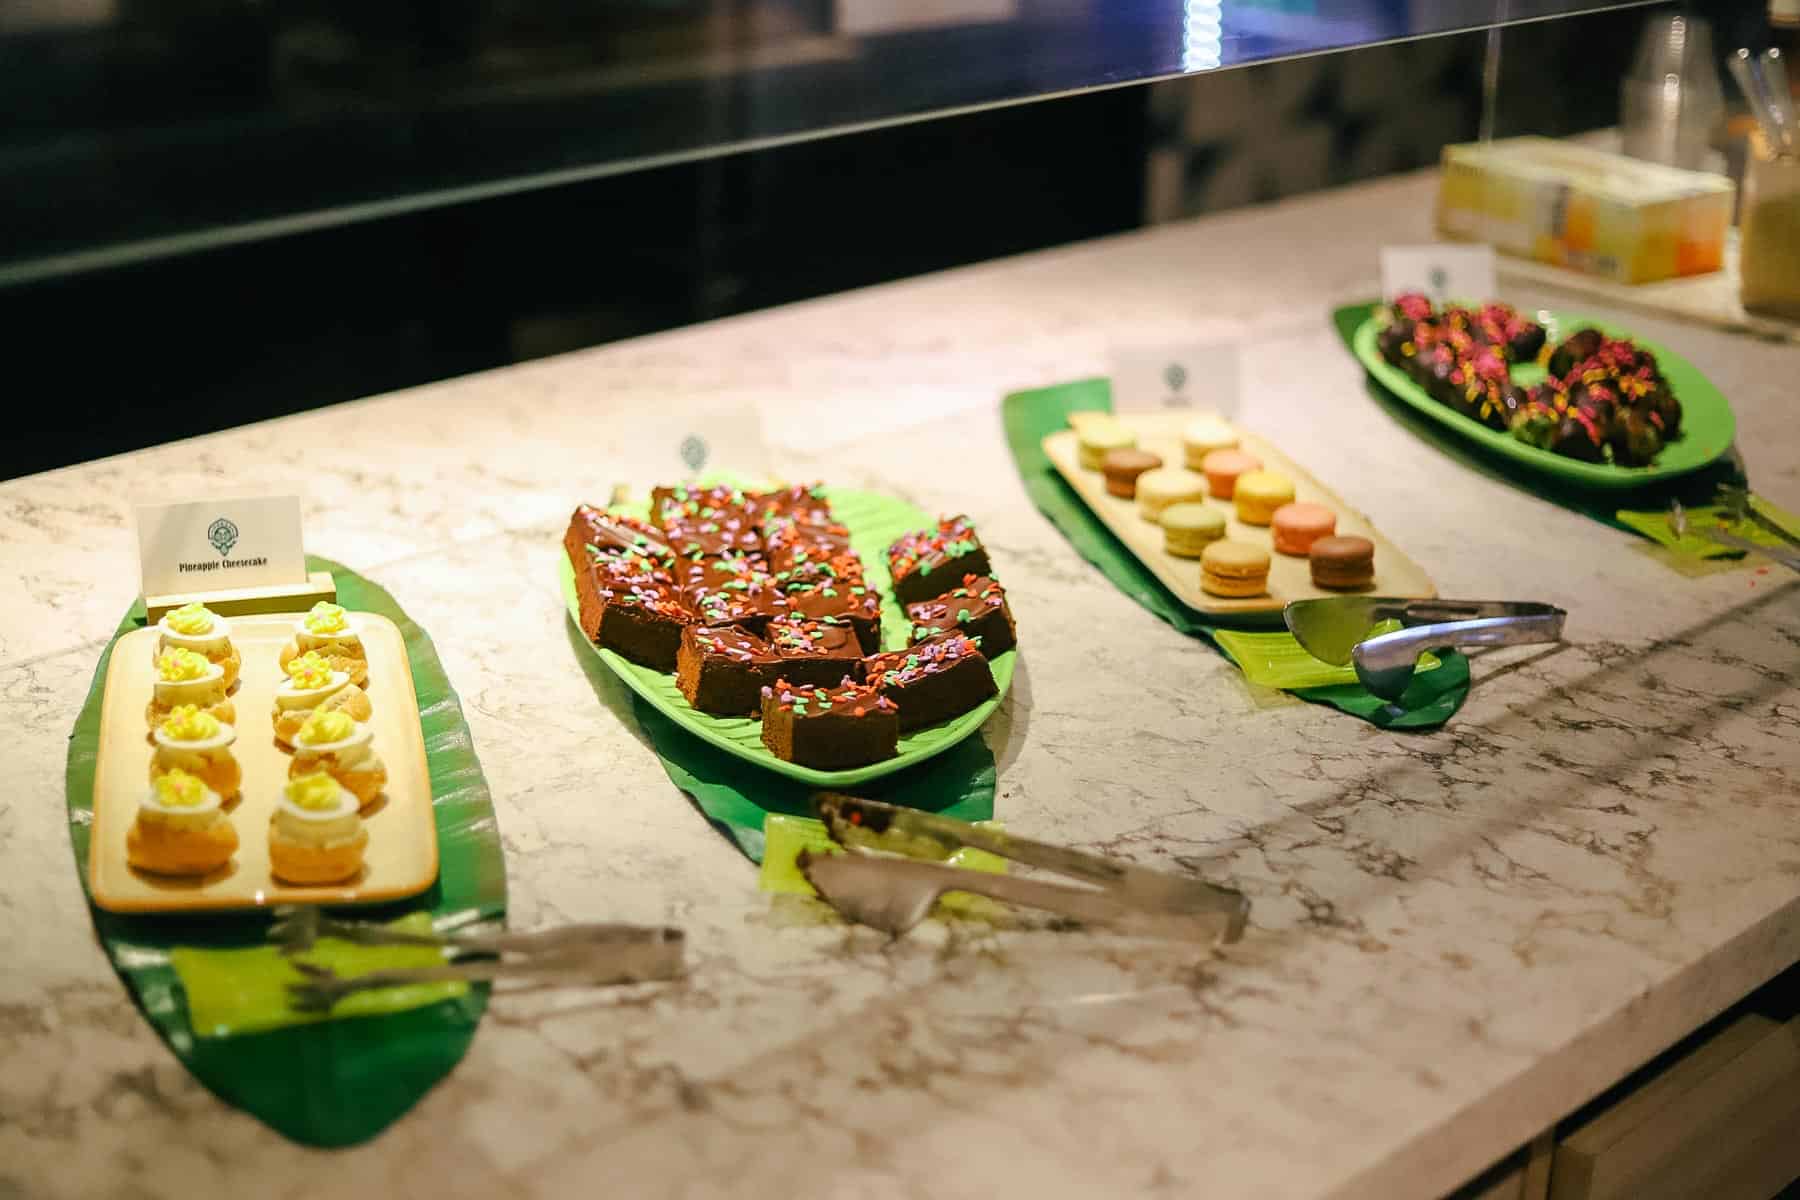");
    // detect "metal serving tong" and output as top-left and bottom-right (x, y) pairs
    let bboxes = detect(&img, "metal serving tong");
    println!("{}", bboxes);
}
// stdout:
(272, 907), (686, 1013)
(797, 793), (1249, 944)
(1284, 597), (1567, 702)
(1668, 496), (1800, 574)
